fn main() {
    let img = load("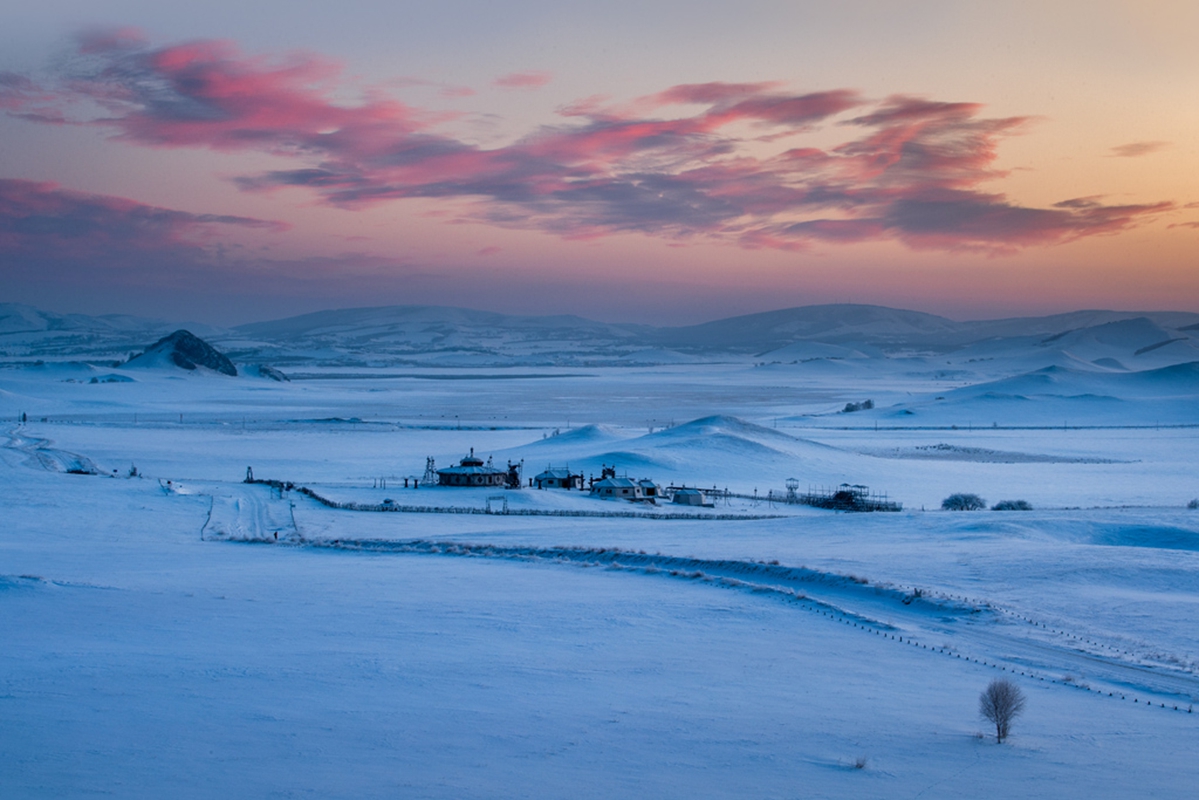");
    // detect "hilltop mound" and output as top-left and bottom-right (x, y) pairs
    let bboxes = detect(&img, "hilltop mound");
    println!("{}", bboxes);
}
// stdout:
(1125, 360), (1199, 390)
(633, 415), (837, 460)
(651, 415), (802, 443)
(126, 330), (237, 376)
(529, 424), (624, 445)
(945, 361), (1199, 401)
(1043, 317), (1170, 348)
(1037, 317), (1189, 362)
